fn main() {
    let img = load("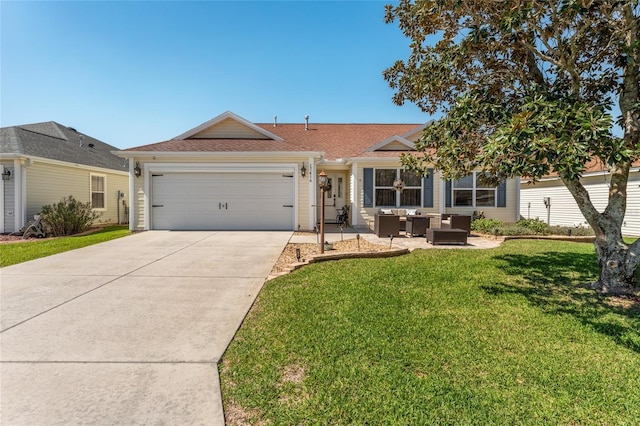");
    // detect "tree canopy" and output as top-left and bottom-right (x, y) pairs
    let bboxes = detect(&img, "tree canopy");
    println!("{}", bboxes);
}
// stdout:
(384, 0), (639, 293)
